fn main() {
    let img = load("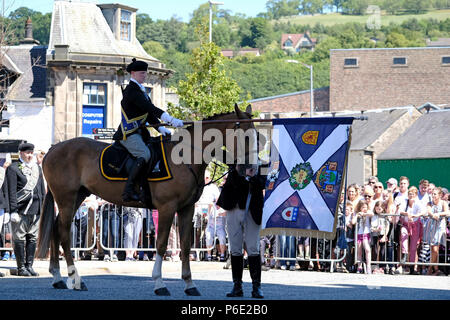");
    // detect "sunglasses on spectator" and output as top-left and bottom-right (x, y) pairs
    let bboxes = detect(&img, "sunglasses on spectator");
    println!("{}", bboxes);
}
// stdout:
(369, 181), (376, 184)
(374, 185), (383, 189)
(364, 195), (372, 198)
